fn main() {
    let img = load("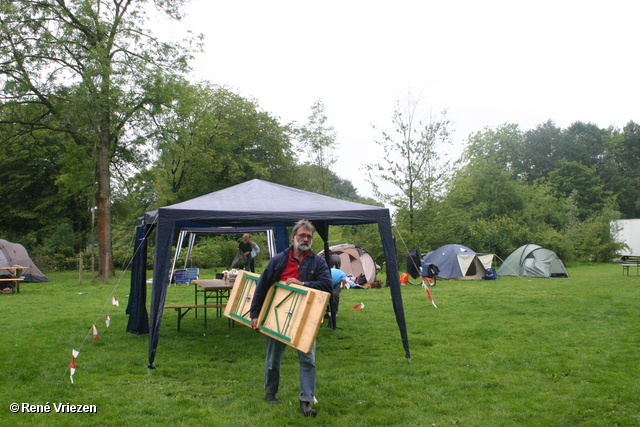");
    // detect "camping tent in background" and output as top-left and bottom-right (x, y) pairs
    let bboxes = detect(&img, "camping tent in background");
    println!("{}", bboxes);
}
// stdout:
(497, 244), (569, 278)
(0, 239), (50, 282)
(421, 244), (494, 280)
(318, 244), (380, 283)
